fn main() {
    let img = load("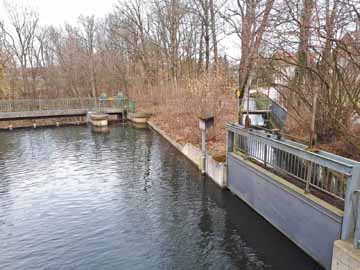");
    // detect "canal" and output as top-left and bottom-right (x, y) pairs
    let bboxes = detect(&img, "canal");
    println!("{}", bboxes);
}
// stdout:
(0, 124), (322, 270)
